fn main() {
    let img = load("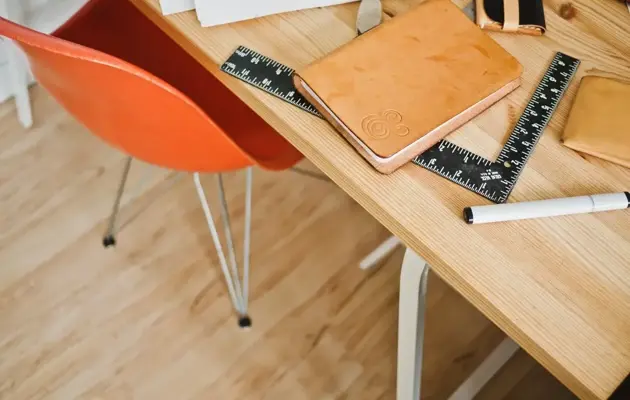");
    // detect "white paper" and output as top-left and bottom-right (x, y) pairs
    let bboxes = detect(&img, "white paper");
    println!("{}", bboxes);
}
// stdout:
(195, 0), (358, 27)
(159, 0), (195, 15)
